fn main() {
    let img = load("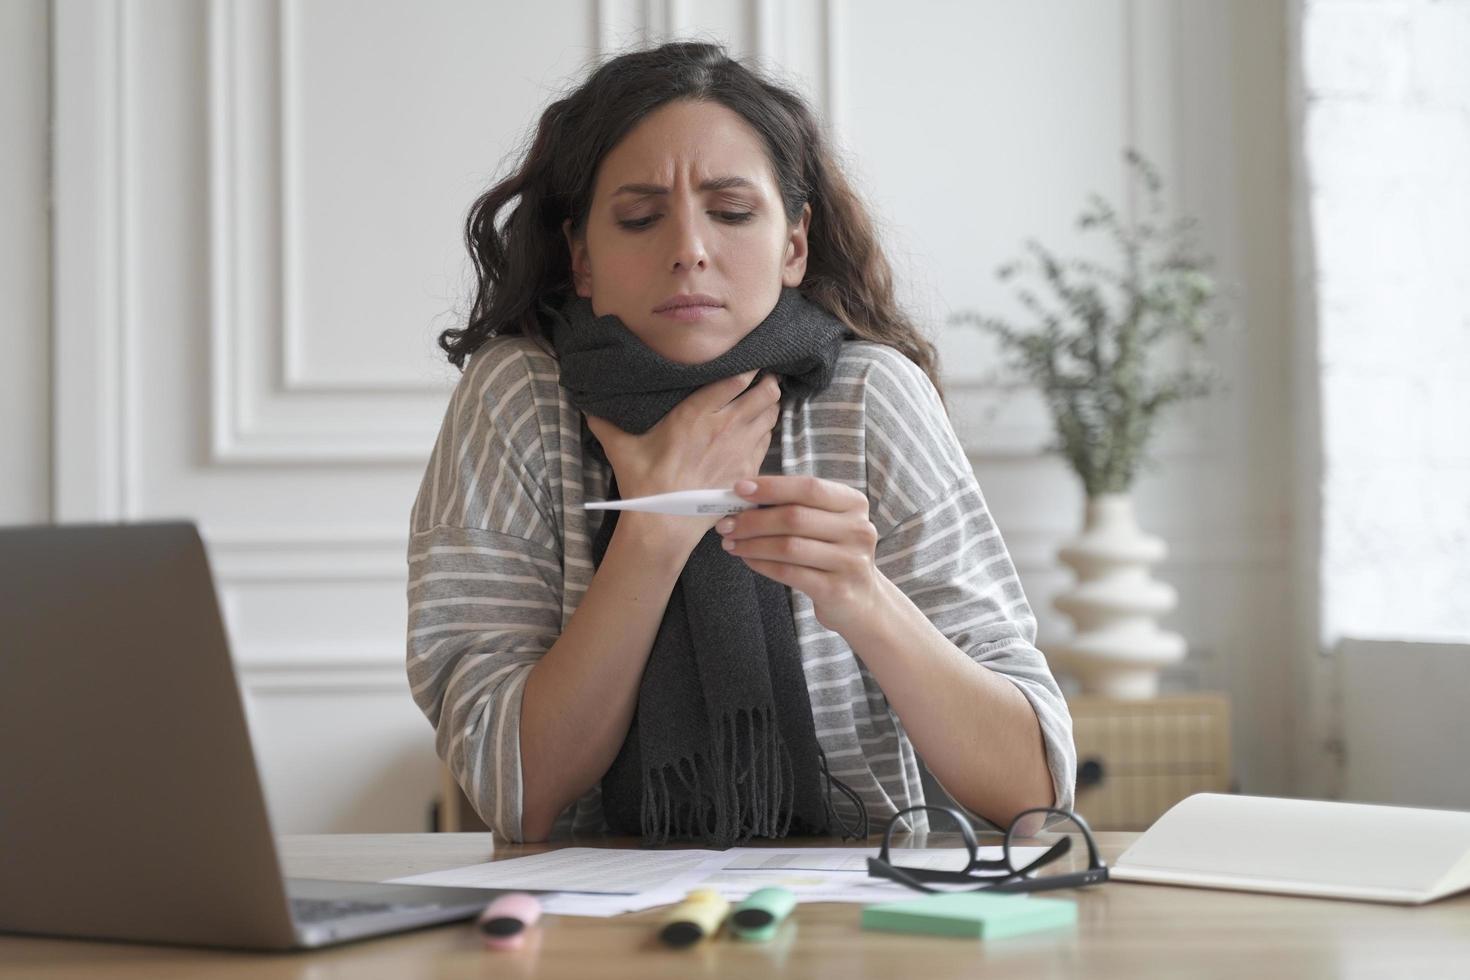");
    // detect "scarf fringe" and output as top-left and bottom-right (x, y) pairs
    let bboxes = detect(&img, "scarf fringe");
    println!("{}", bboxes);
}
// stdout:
(639, 706), (795, 848)
(635, 706), (872, 846)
